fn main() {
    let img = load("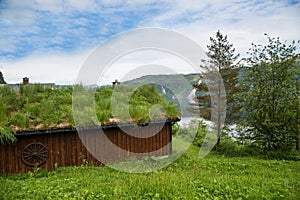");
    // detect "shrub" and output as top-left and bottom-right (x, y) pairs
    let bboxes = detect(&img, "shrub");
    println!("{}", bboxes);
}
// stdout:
(0, 126), (16, 144)
(176, 119), (209, 147)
